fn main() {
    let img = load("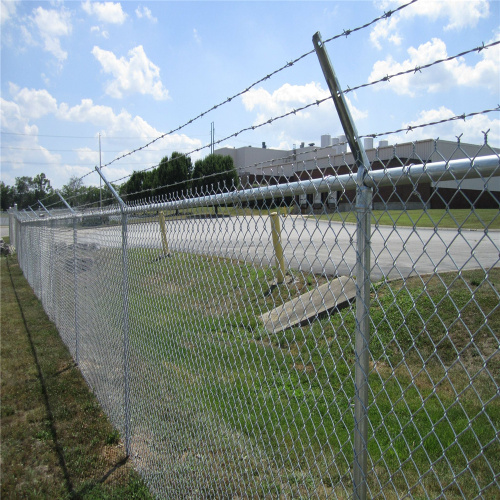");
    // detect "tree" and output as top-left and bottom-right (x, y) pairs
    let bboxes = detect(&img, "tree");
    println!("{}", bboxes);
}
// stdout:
(119, 170), (154, 203)
(14, 176), (37, 208)
(191, 154), (238, 195)
(155, 152), (192, 199)
(33, 172), (52, 200)
(61, 176), (84, 207)
(0, 181), (15, 211)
